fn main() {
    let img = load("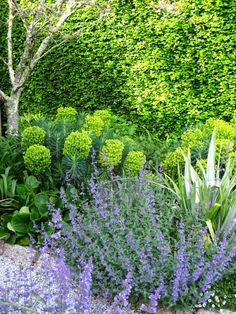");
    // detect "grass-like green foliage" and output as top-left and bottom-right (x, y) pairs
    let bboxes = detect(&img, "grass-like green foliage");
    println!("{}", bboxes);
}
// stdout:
(24, 145), (51, 175)
(162, 129), (236, 240)
(1, 0), (236, 136)
(63, 130), (92, 158)
(55, 106), (78, 121)
(21, 126), (46, 150)
(123, 151), (146, 176)
(99, 139), (125, 168)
